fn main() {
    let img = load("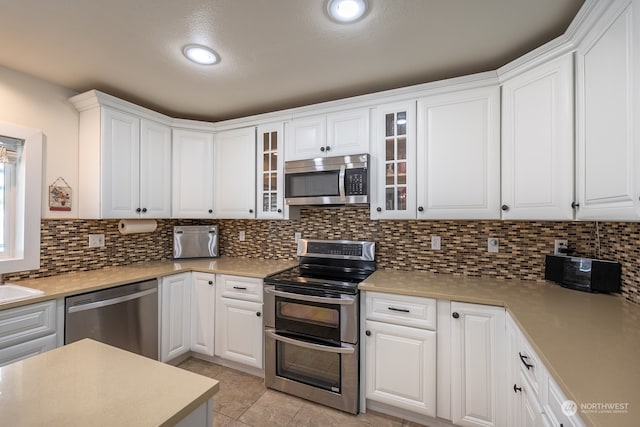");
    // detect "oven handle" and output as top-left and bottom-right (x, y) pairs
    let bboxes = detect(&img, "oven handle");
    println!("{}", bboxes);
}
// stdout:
(264, 287), (355, 305)
(265, 329), (355, 354)
(338, 164), (346, 201)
